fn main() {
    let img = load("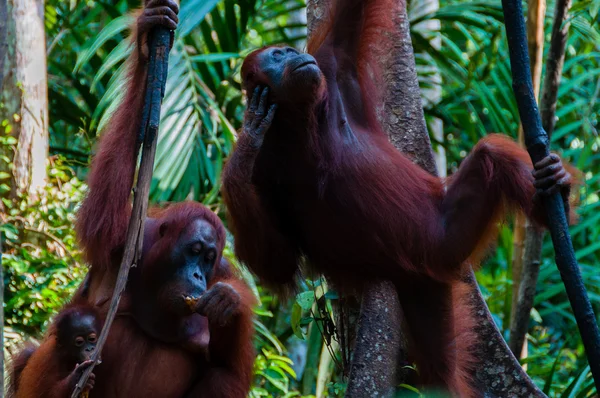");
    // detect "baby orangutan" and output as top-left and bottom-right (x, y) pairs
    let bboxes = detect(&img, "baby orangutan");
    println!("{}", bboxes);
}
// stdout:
(11, 305), (101, 398)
